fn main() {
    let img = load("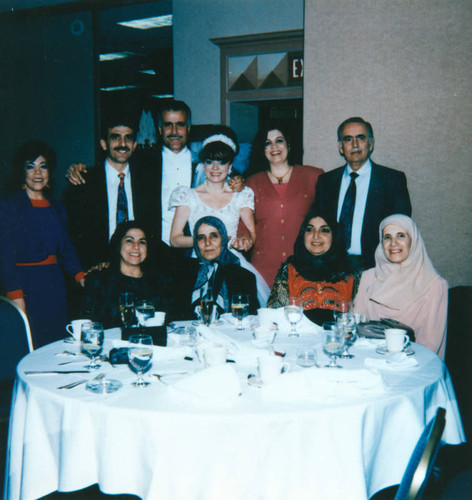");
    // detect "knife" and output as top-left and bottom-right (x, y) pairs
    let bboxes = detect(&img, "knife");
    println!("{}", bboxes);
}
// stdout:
(24, 370), (91, 375)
